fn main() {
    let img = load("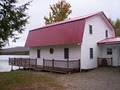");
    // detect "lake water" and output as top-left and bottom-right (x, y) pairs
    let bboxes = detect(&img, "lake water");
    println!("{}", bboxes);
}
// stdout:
(0, 55), (29, 72)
